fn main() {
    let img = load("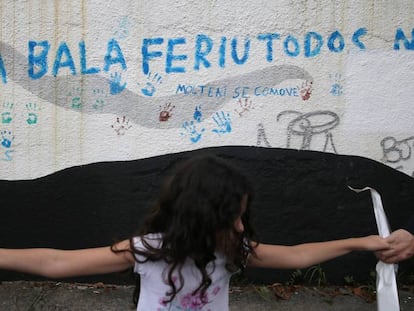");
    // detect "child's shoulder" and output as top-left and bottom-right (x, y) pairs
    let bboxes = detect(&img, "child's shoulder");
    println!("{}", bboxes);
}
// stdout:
(133, 232), (163, 249)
